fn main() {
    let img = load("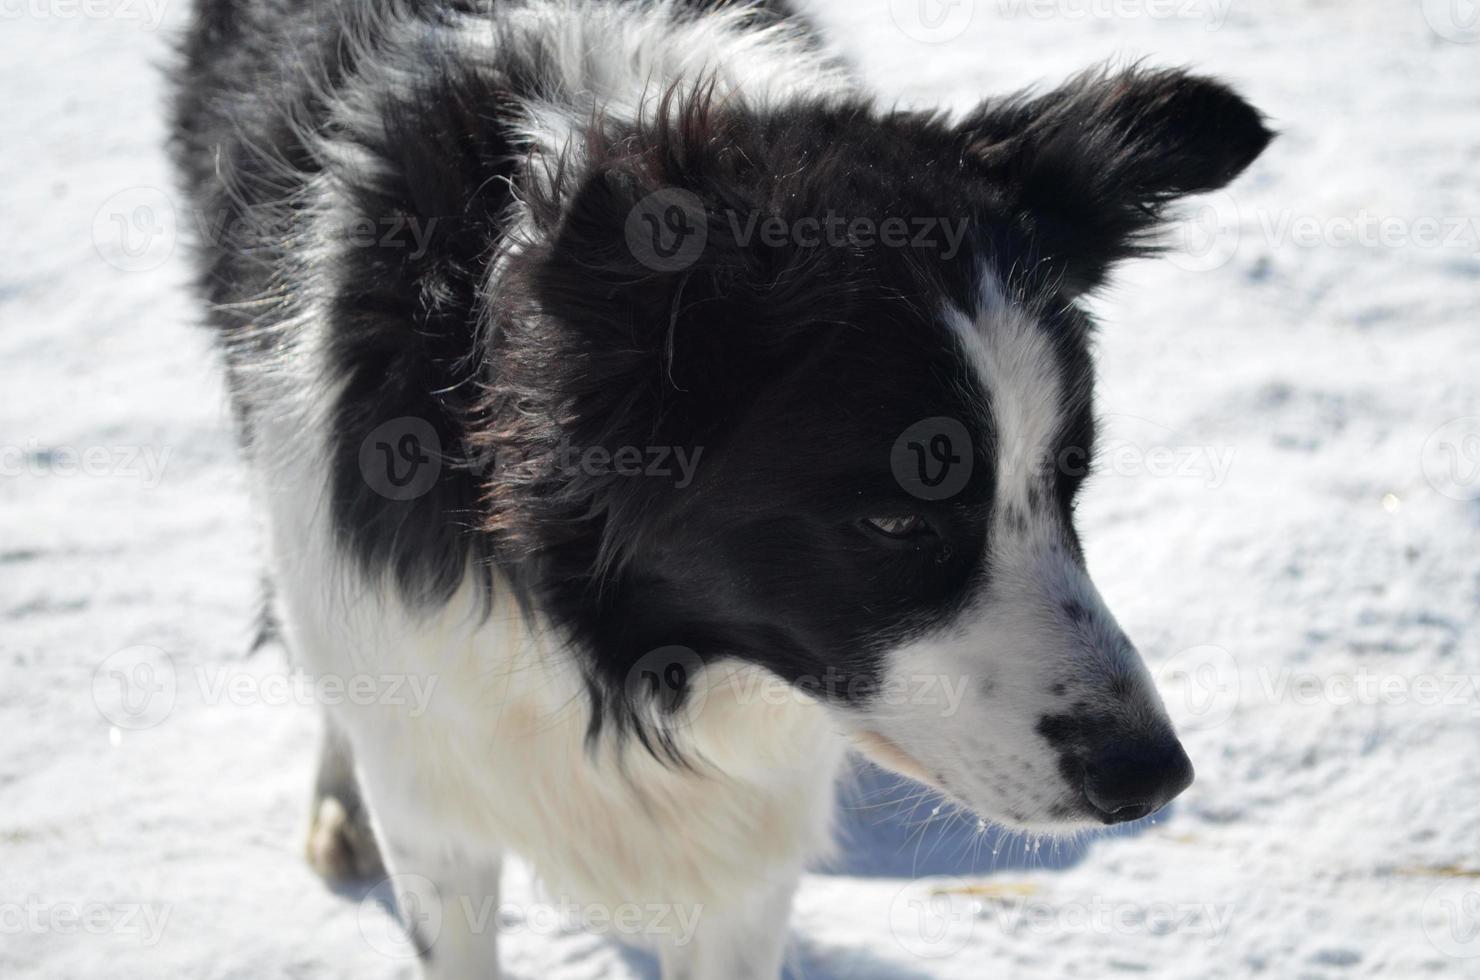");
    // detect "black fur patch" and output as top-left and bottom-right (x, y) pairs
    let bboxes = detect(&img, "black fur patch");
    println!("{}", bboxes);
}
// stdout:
(170, 0), (1270, 760)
